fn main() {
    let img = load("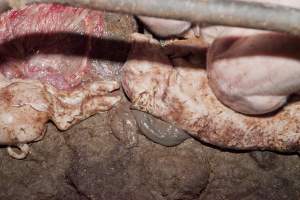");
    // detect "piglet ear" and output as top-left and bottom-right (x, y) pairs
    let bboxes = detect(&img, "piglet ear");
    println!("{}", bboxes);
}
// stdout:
(128, 33), (162, 60)
(137, 16), (191, 38)
(163, 37), (208, 59)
